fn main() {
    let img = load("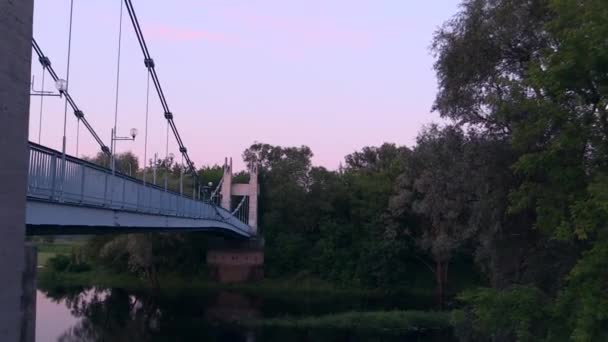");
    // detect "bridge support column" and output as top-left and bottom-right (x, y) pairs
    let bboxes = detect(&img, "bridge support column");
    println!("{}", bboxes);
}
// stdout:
(206, 239), (264, 283)
(0, 0), (35, 341)
(219, 157), (259, 234)
(220, 158), (233, 211)
(247, 165), (259, 234)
